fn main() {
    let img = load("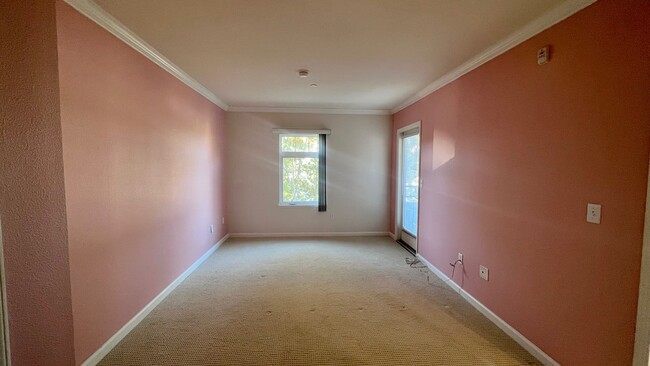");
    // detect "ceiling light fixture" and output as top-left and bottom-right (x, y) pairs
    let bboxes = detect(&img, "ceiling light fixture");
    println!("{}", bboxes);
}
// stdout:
(298, 69), (309, 78)
(310, 84), (318, 87)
